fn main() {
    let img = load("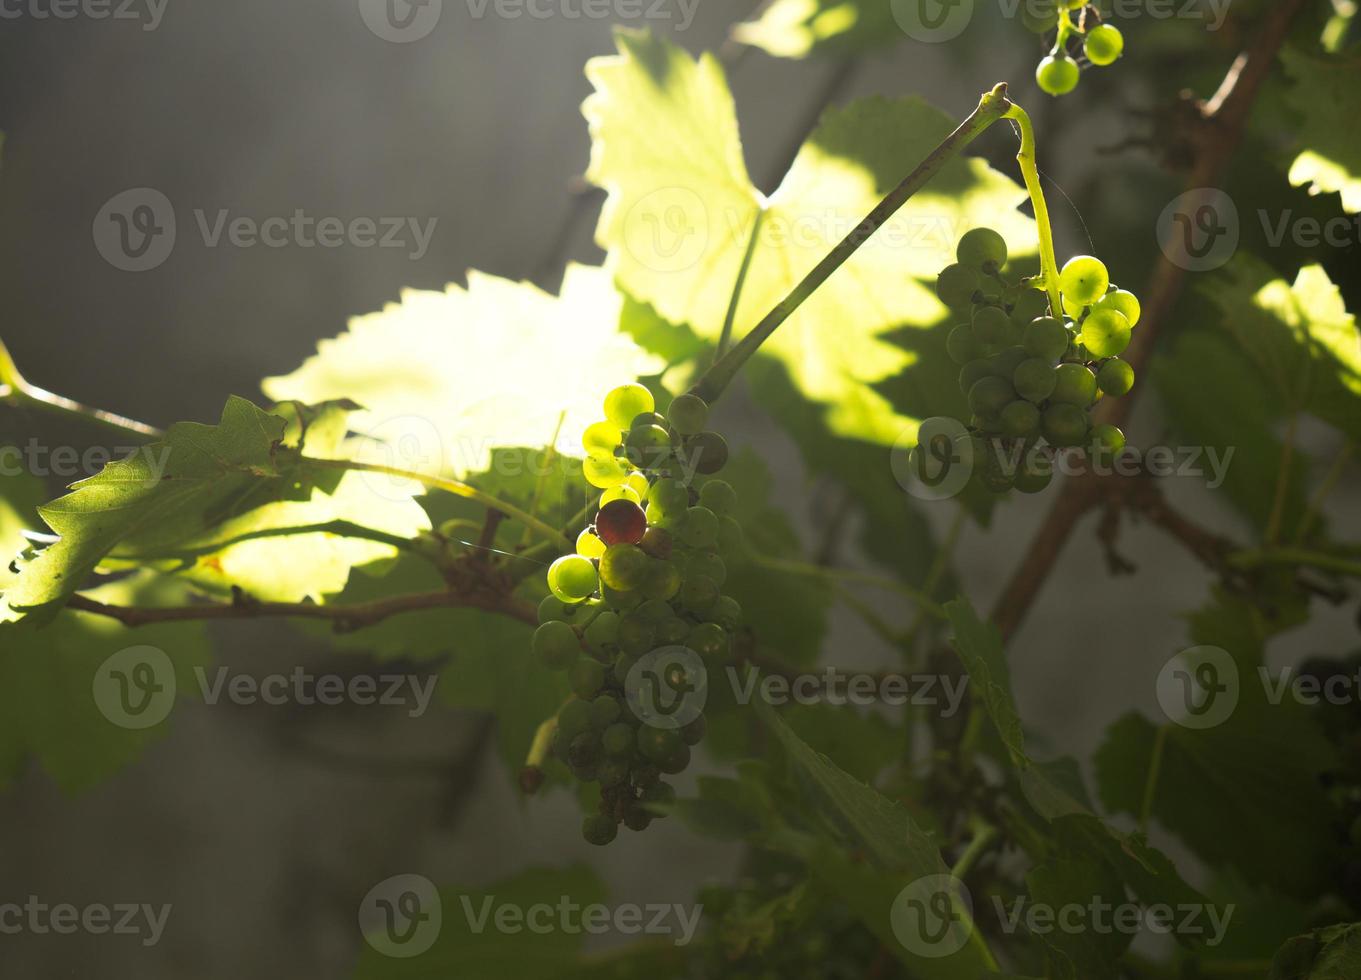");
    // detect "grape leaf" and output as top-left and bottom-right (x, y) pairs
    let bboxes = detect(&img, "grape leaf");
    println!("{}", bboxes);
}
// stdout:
(1024, 852), (1132, 980)
(1270, 923), (1361, 980)
(263, 264), (663, 479)
(1282, 48), (1361, 212)
(584, 28), (1034, 444)
(731, 0), (899, 58)
(946, 596), (1029, 767)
